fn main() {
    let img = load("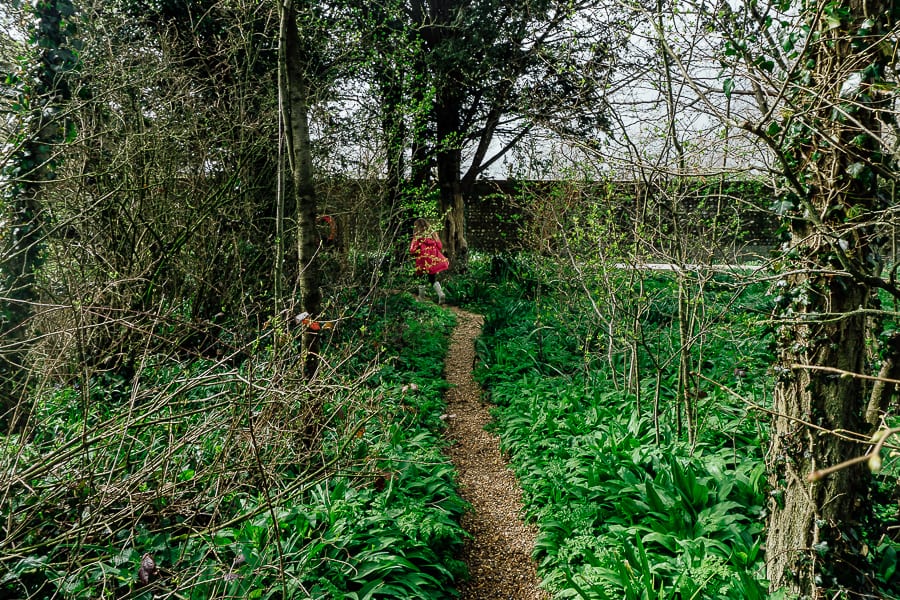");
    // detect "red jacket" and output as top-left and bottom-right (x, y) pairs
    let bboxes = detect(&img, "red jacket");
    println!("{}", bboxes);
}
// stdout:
(410, 235), (450, 275)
